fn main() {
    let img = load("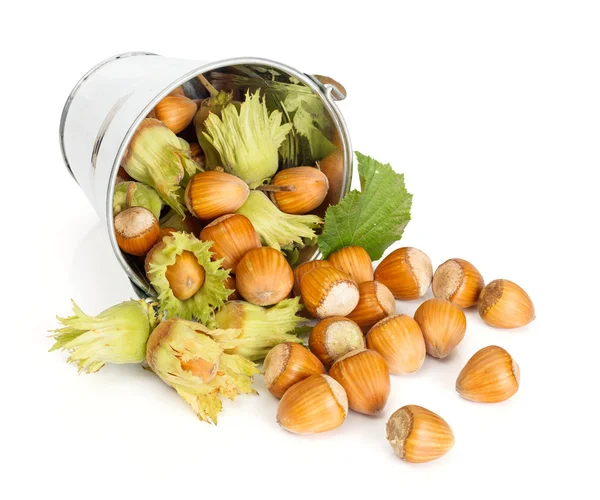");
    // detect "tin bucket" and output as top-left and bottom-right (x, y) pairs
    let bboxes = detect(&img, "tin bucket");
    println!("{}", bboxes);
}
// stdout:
(59, 52), (353, 298)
